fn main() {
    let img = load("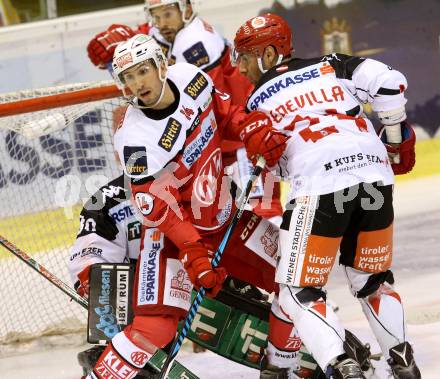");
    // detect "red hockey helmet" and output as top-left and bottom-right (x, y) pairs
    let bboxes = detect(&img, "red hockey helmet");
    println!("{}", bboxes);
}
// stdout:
(233, 13), (293, 71)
